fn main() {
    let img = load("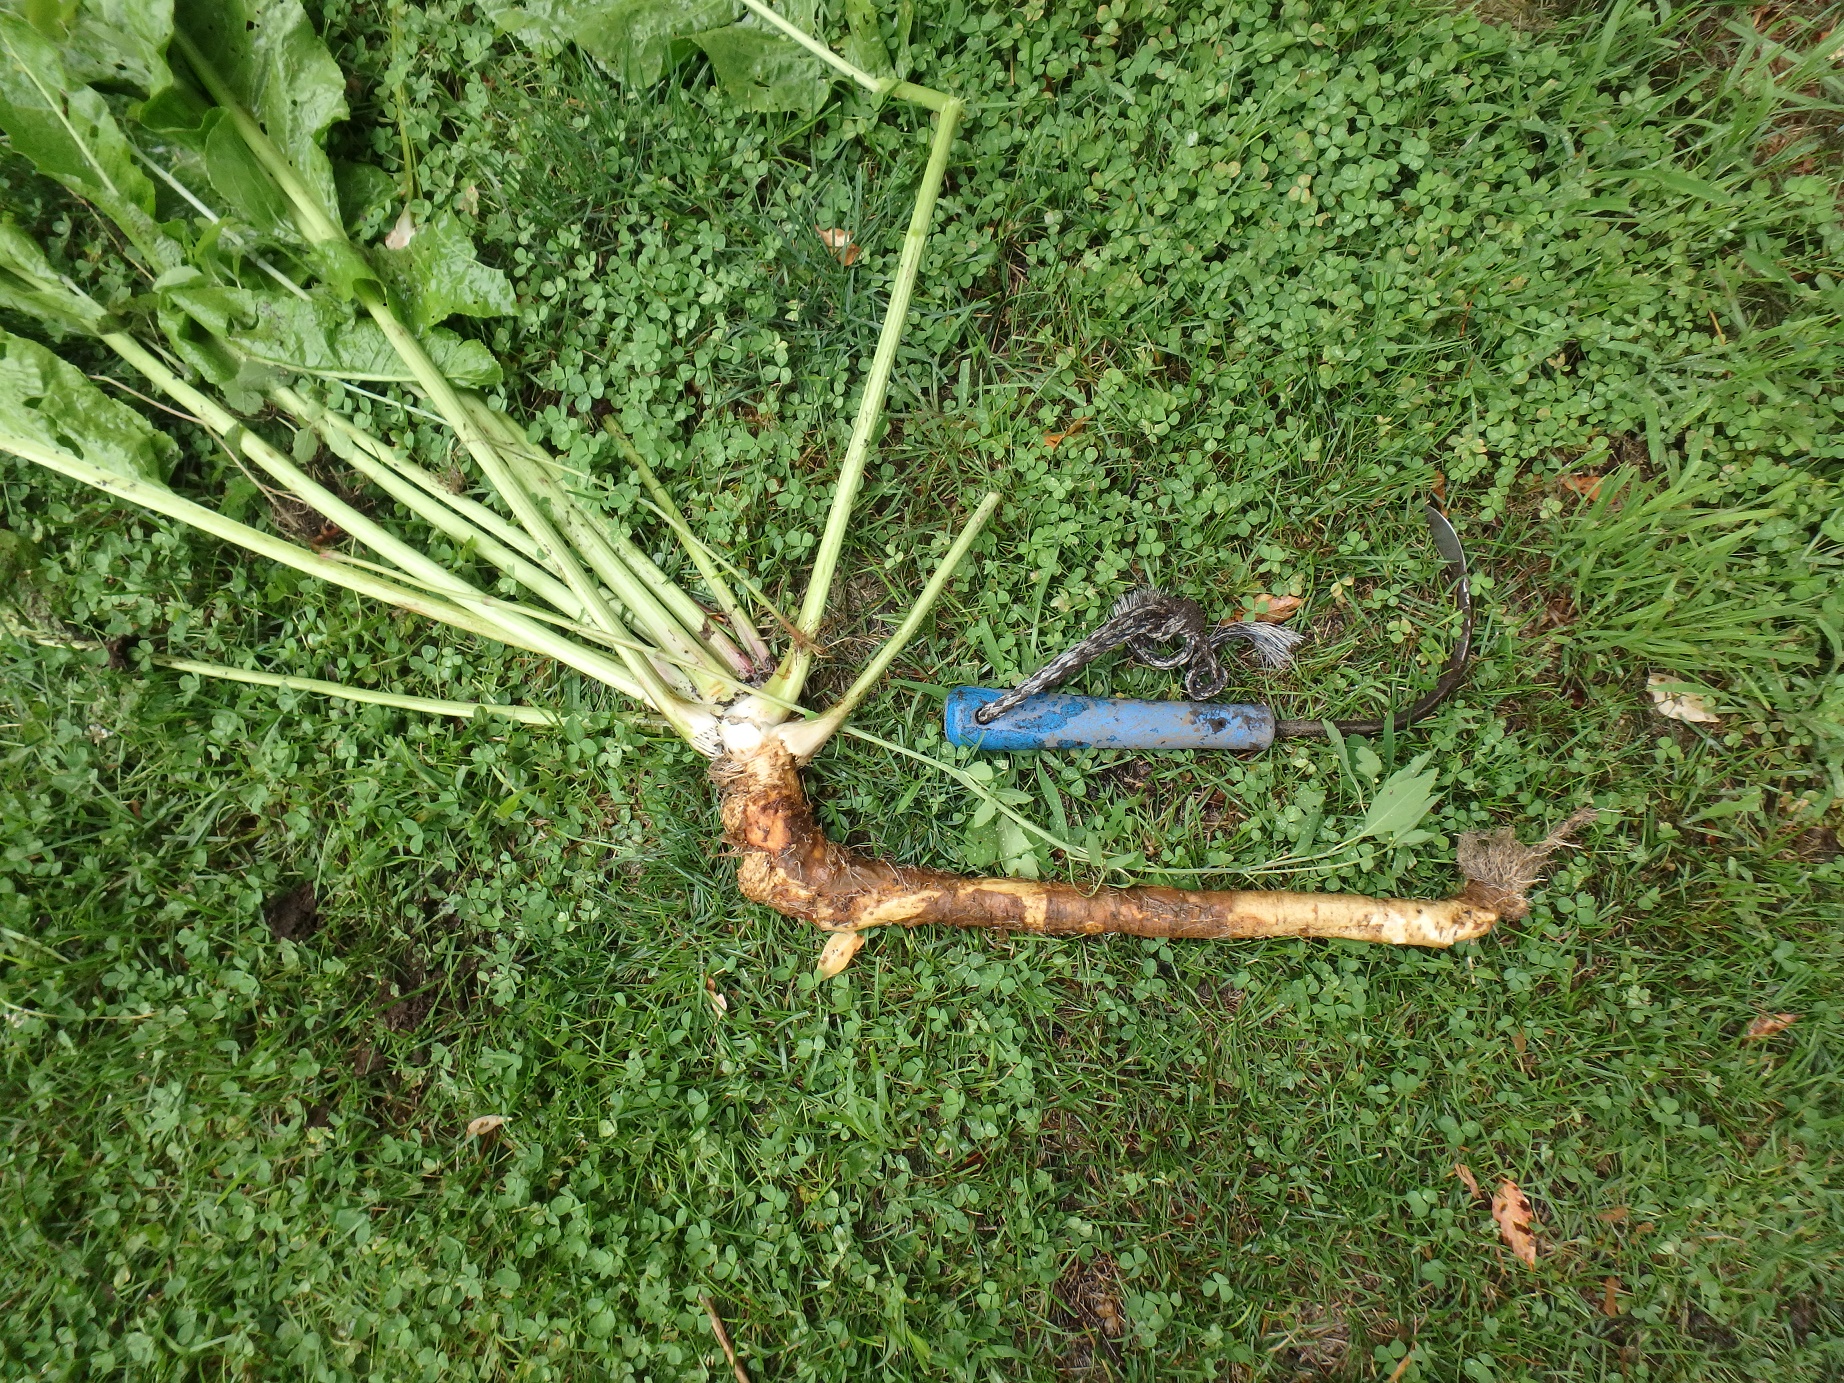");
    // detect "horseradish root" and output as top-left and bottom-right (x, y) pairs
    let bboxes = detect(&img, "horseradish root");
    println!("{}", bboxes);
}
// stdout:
(716, 741), (1595, 962)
